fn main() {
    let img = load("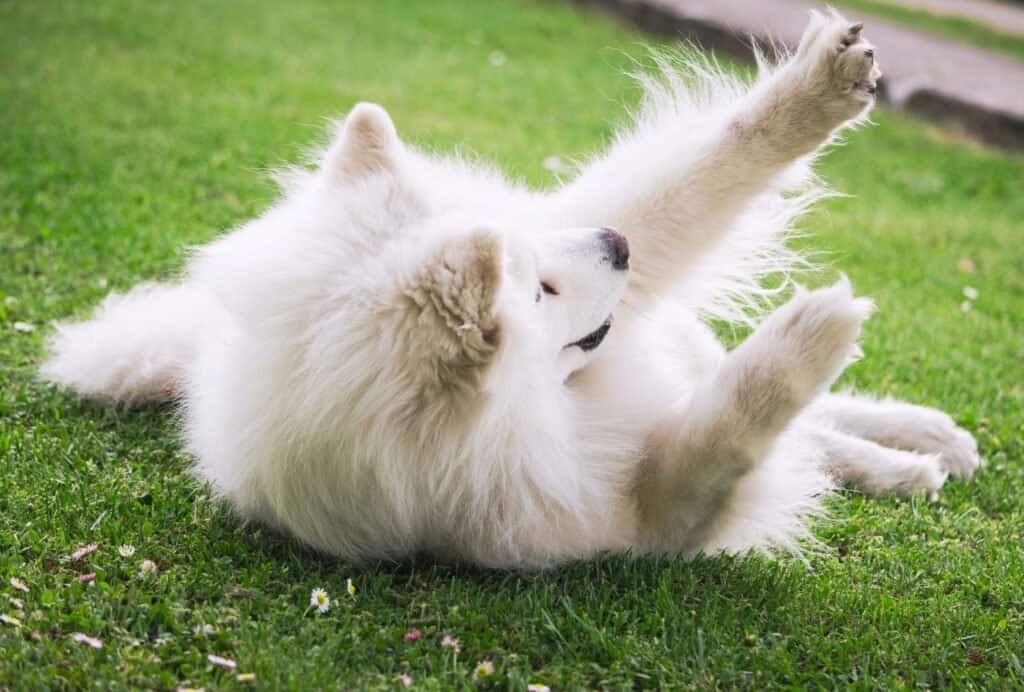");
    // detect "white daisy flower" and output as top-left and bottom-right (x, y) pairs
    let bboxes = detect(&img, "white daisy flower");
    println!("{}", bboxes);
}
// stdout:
(9, 577), (29, 592)
(346, 578), (356, 597)
(472, 660), (495, 681)
(440, 635), (461, 652)
(963, 286), (979, 300)
(12, 321), (35, 333)
(118, 544), (136, 558)
(236, 672), (256, 683)
(138, 559), (158, 577)
(1, 614), (22, 627)
(310, 587), (330, 613)
(396, 673), (413, 688)
(193, 623), (215, 636)
(528, 685), (551, 691)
